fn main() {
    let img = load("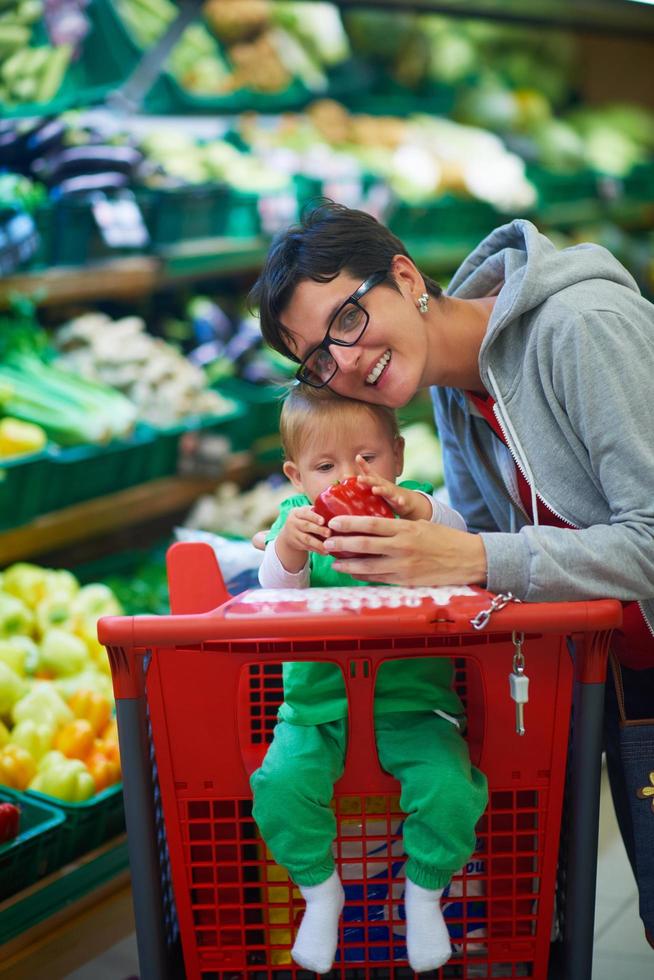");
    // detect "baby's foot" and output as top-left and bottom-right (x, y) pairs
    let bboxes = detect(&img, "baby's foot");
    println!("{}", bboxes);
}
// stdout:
(404, 879), (452, 973)
(292, 870), (345, 974)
